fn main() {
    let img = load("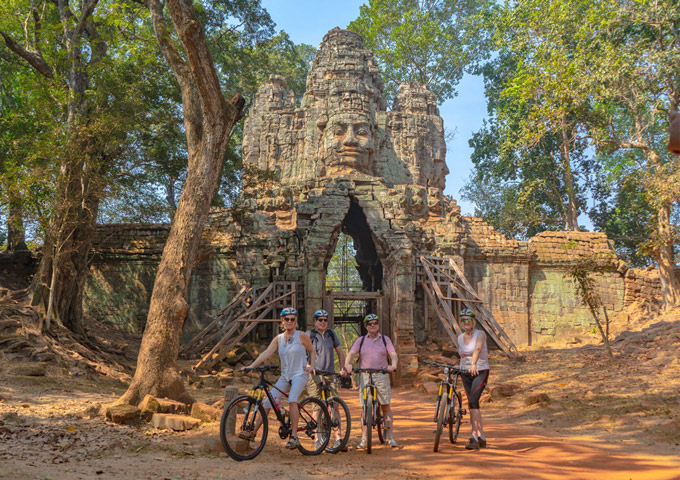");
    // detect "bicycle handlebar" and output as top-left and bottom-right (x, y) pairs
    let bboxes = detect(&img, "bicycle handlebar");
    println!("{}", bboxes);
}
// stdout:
(354, 368), (389, 374)
(422, 360), (463, 373)
(314, 369), (343, 377)
(243, 365), (280, 372)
